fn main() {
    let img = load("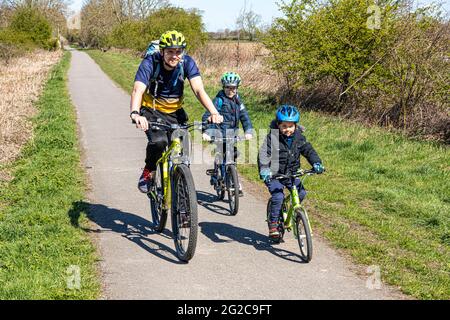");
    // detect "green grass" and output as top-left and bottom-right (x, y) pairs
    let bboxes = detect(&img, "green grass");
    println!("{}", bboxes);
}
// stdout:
(86, 49), (450, 300)
(0, 52), (100, 299)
